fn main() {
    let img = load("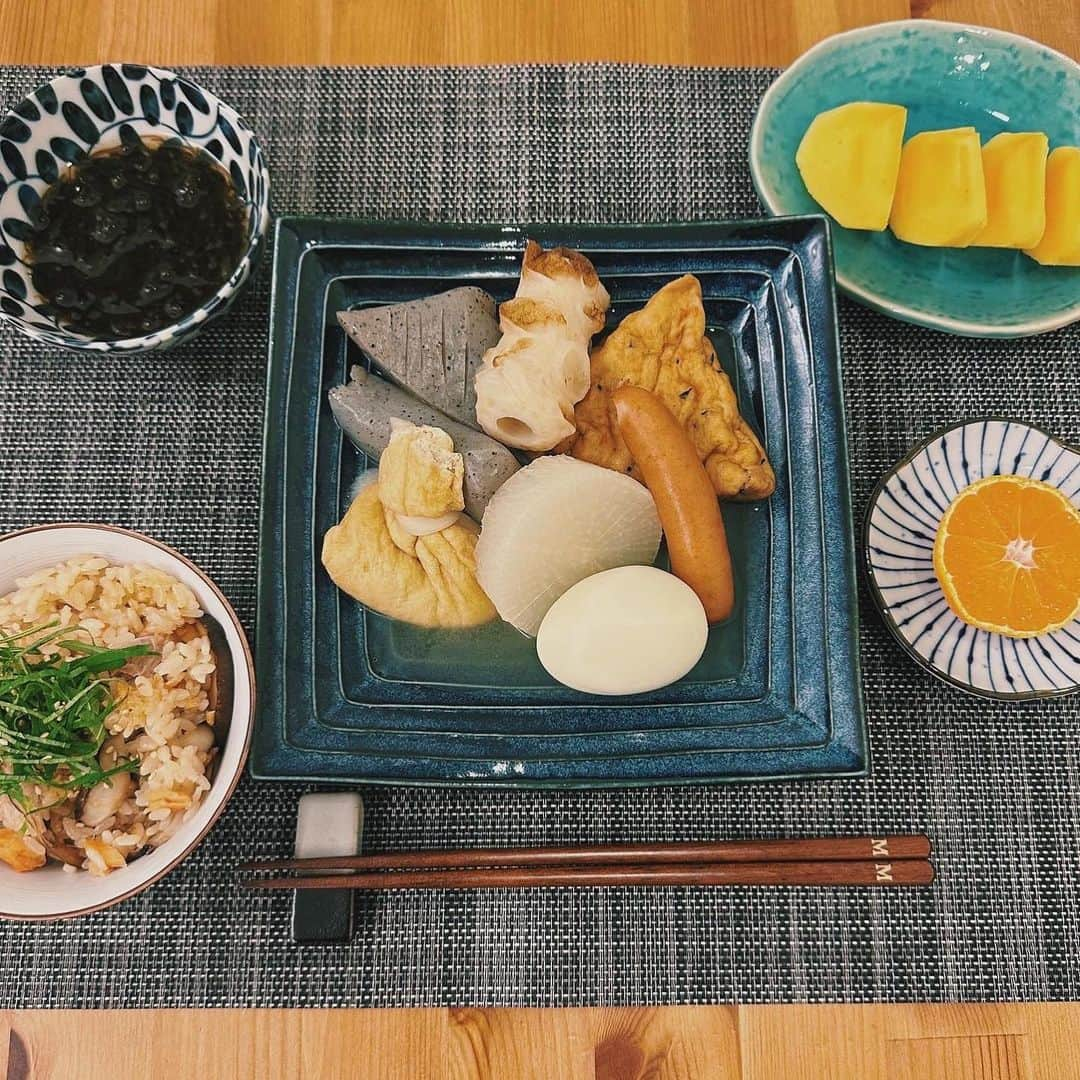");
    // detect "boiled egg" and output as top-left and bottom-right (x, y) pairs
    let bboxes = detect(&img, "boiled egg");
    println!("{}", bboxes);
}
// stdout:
(536, 565), (708, 695)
